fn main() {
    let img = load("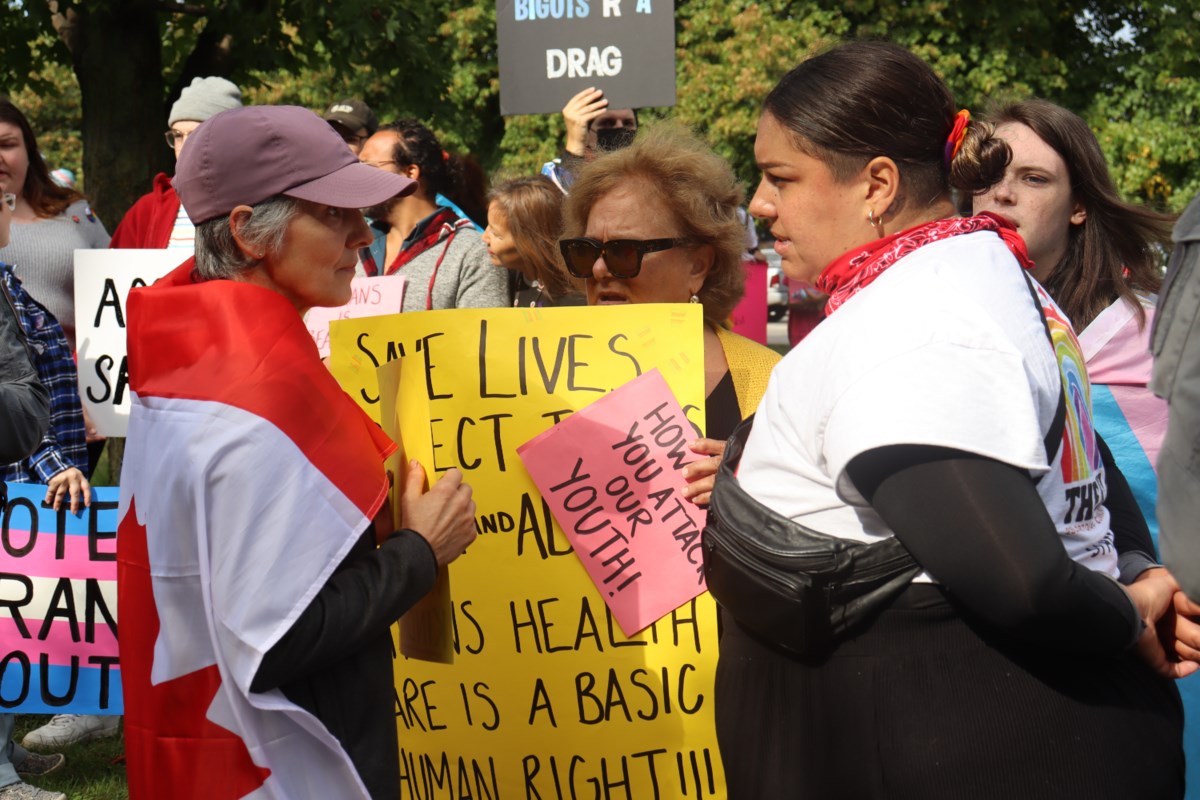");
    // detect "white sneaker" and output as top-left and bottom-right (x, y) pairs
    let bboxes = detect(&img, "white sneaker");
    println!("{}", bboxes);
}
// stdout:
(21, 714), (119, 748)
(0, 782), (67, 800)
